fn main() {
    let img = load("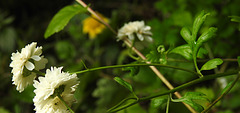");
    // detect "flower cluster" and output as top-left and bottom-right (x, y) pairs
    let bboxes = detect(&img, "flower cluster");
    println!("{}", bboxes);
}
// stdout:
(33, 67), (79, 113)
(10, 42), (80, 113)
(117, 21), (153, 42)
(9, 21), (152, 113)
(9, 42), (48, 92)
